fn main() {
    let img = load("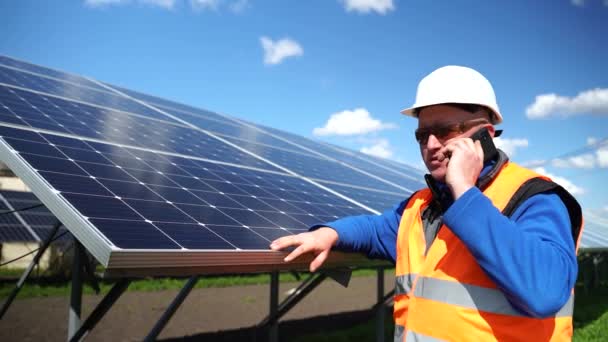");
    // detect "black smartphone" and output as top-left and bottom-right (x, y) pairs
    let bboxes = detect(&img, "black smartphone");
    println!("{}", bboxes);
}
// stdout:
(470, 127), (498, 162)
